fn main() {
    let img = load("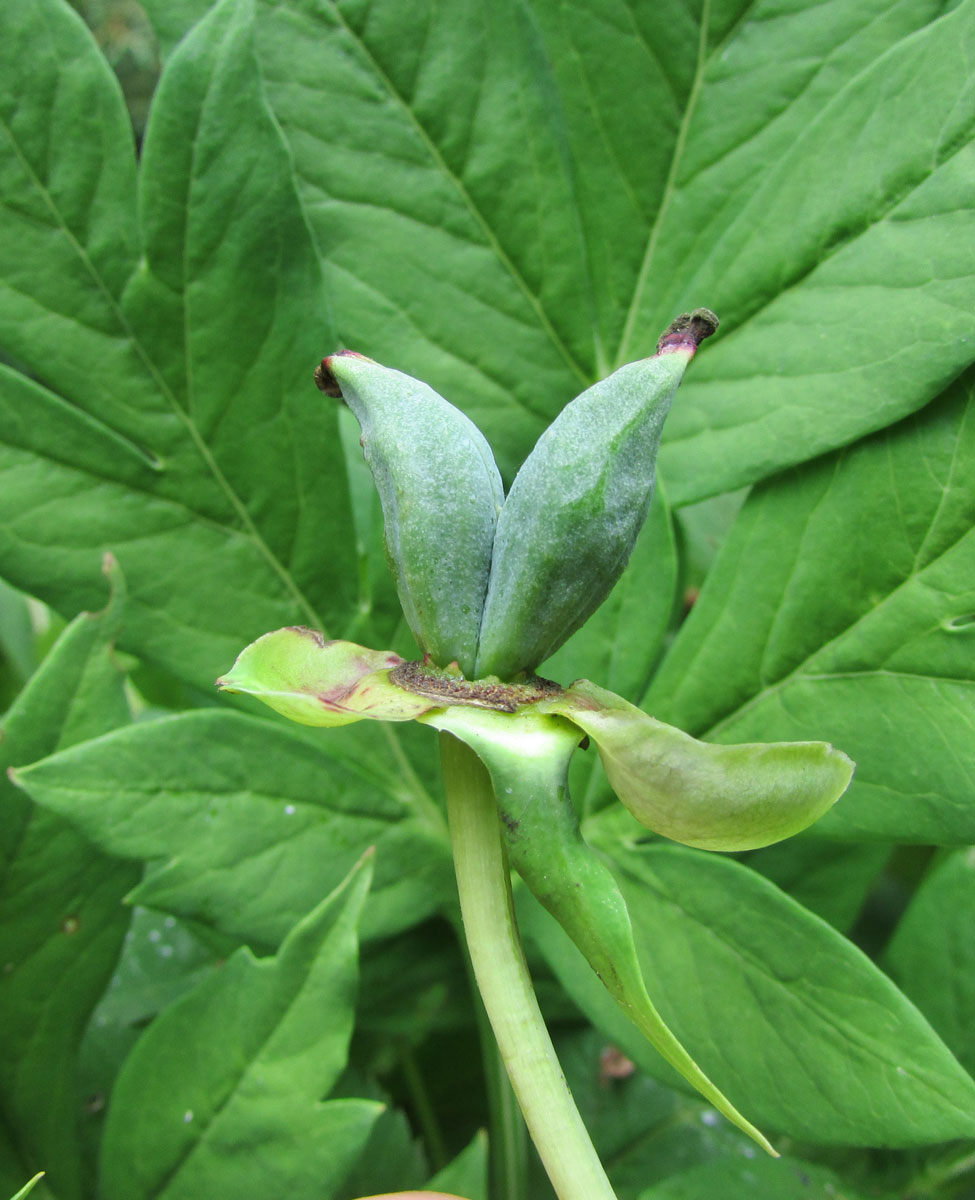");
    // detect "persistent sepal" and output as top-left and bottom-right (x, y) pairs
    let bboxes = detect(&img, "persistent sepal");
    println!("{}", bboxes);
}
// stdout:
(216, 628), (434, 726)
(317, 352), (503, 678)
(542, 680), (854, 850)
